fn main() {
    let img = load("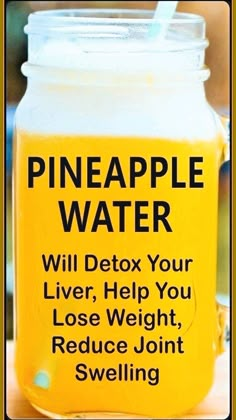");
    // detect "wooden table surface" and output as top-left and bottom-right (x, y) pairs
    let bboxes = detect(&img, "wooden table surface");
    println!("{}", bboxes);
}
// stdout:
(7, 341), (230, 419)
